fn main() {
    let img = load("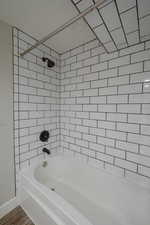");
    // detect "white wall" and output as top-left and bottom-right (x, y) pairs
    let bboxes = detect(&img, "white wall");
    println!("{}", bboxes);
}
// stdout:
(0, 20), (15, 206)
(60, 39), (150, 186)
(13, 28), (60, 189)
